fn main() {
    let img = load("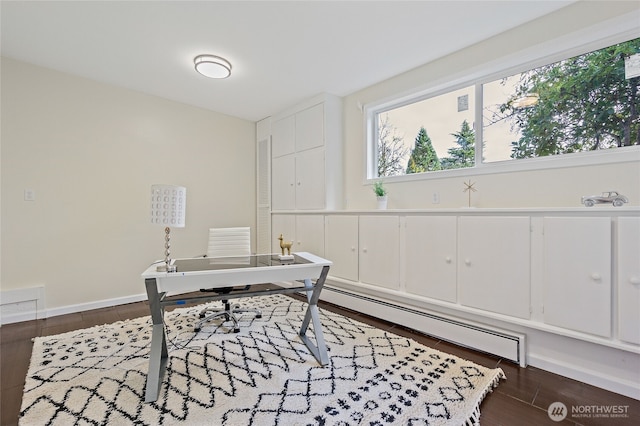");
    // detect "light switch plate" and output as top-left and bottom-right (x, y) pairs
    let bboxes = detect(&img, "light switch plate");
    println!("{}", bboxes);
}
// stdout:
(24, 189), (35, 201)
